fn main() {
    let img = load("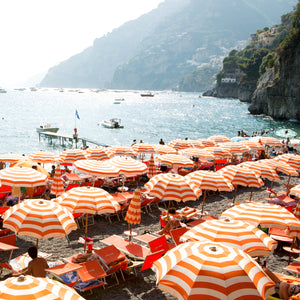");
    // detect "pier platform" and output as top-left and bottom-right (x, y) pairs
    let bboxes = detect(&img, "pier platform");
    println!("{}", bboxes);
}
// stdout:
(38, 131), (110, 148)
